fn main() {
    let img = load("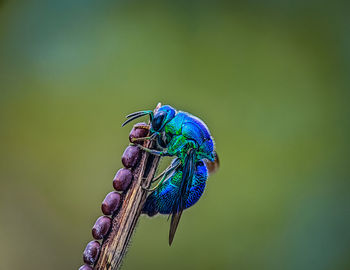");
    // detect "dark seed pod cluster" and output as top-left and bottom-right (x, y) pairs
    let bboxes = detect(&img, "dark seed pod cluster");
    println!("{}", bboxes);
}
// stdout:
(122, 146), (141, 168)
(129, 122), (149, 144)
(113, 168), (133, 191)
(92, 216), (112, 240)
(83, 240), (101, 265)
(78, 123), (149, 269)
(101, 191), (121, 215)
